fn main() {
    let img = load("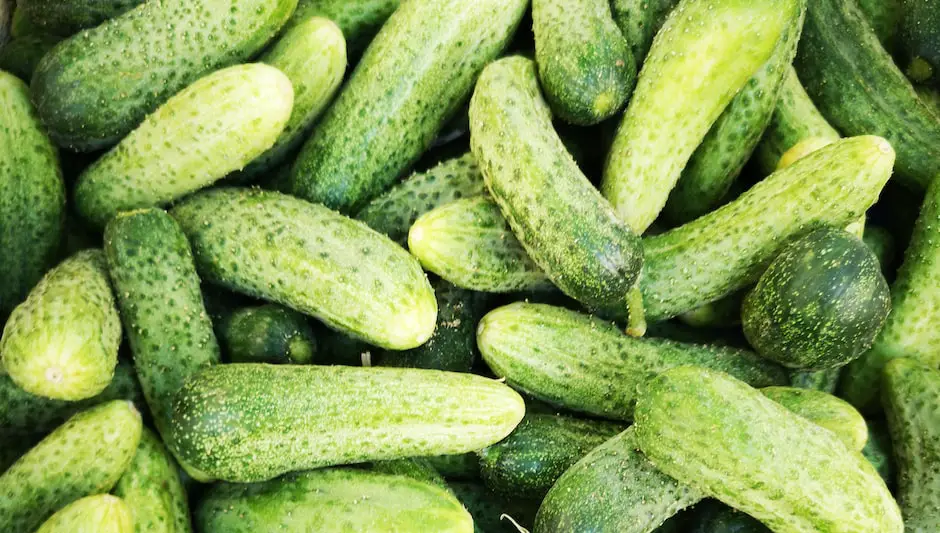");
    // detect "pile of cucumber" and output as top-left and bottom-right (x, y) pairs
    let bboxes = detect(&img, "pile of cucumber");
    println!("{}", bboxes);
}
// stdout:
(1, 0), (938, 531)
